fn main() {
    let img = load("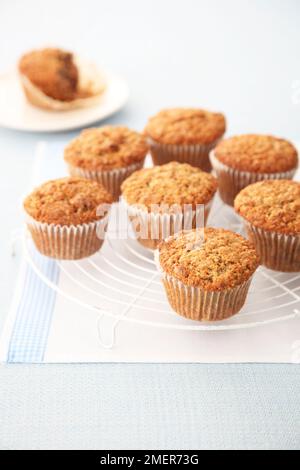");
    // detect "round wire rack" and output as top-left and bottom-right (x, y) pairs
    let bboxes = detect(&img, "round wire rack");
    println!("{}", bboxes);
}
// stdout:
(23, 194), (300, 343)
